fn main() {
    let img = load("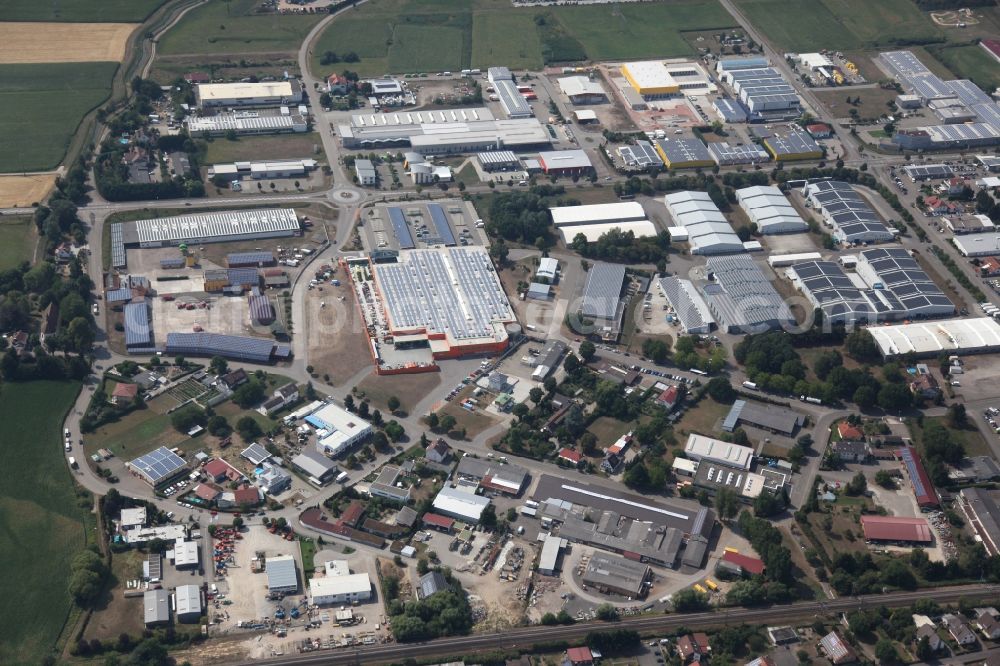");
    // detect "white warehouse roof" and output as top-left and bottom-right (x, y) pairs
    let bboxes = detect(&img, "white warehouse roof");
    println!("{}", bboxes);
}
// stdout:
(550, 201), (647, 227)
(865, 317), (1000, 357)
(664, 191), (743, 255)
(735, 185), (808, 235)
(558, 220), (658, 244)
(309, 573), (372, 598)
(308, 402), (373, 457)
(953, 233), (1000, 256)
(684, 433), (754, 470)
(433, 485), (491, 523)
(197, 80), (298, 103)
(128, 208), (299, 246)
